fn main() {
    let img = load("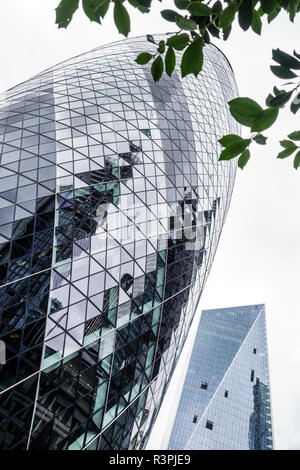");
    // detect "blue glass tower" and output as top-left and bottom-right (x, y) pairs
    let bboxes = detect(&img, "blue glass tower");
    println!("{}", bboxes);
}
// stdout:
(169, 304), (273, 450)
